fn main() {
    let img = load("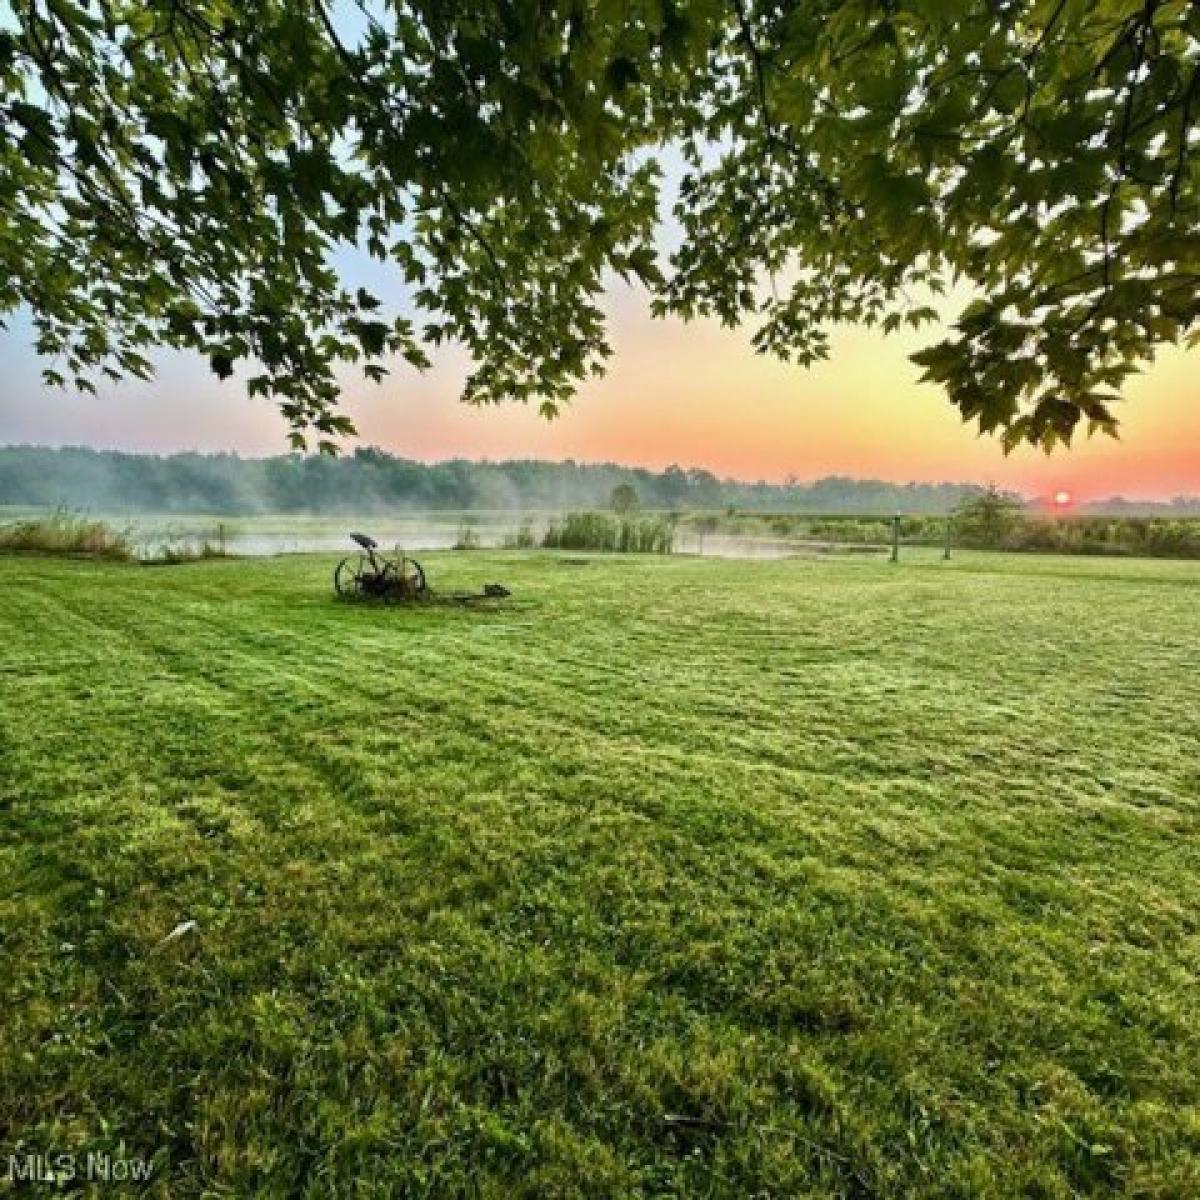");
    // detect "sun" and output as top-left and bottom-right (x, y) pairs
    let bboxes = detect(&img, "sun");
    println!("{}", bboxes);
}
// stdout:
(1054, 490), (1073, 508)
